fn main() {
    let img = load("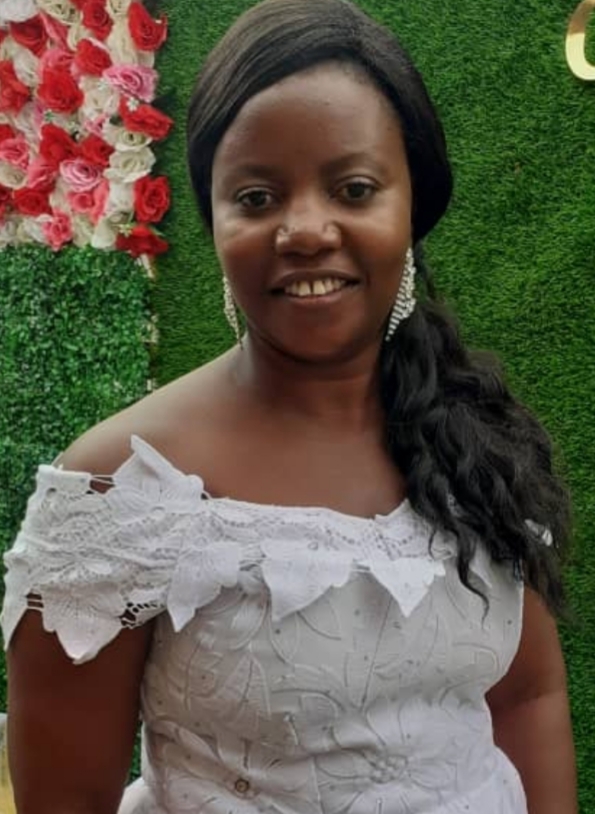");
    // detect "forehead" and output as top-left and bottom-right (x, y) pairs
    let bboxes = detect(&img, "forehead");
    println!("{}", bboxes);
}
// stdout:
(212, 64), (408, 180)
